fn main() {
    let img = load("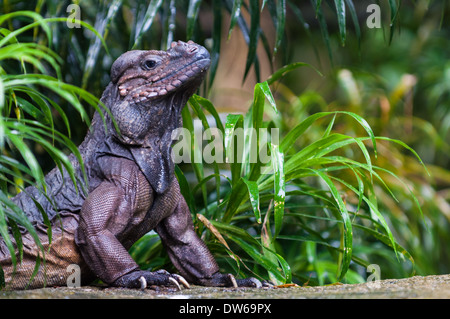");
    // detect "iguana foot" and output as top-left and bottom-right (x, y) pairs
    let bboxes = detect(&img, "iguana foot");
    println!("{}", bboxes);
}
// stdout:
(112, 269), (190, 290)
